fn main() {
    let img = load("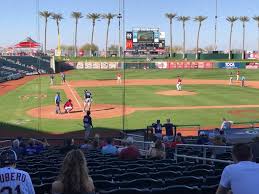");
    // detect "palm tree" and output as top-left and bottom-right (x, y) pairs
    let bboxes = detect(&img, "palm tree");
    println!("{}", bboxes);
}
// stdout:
(239, 16), (250, 59)
(177, 16), (190, 59)
(194, 16), (208, 60)
(71, 12), (83, 57)
(51, 13), (64, 56)
(86, 13), (101, 56)
(165, 13), (177, 57)
(253, 16), (259, 52)
(226, 16), (238, 60)
(102, 13), (117, 58)
(39, 11), (52, 54)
